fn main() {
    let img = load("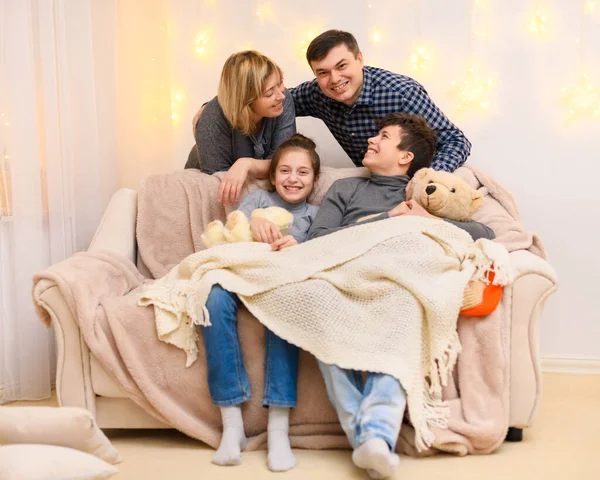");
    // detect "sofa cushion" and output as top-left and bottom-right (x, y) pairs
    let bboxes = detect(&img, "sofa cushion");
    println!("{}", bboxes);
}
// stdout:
(0, 444), (118, 480)
(0, 406), (121, 464)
